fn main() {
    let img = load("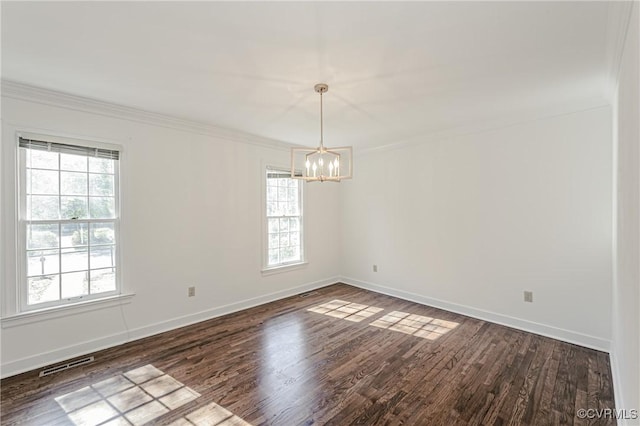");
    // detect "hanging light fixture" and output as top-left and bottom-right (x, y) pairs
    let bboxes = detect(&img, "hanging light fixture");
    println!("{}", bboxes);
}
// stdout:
(291, 83), (353, 182)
